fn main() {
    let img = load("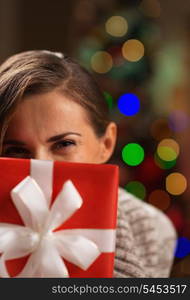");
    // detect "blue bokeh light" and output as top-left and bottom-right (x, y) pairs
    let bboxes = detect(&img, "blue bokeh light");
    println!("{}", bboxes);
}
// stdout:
(175, 237), (190, 258)
(117, 93), (140, 116)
